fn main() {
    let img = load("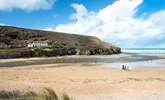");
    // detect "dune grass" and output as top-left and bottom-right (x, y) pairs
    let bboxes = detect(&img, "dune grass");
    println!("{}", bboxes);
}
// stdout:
(0, 88), (72, 100)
